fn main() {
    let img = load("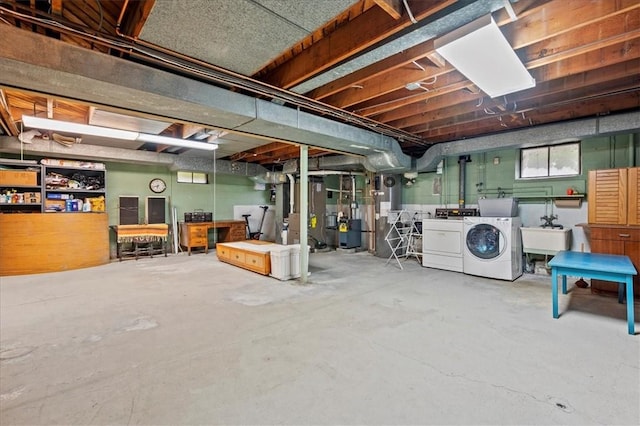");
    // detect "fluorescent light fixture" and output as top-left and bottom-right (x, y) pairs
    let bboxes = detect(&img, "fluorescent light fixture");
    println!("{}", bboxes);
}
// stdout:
(137, 133), (218, 151)
(22, 115), (138, 140)
(22, 115), (217, 151)
(434, 14), (535, 98)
